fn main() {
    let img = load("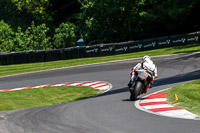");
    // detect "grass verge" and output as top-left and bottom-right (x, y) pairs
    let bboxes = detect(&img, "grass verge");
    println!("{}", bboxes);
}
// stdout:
(0, 86), (101, 112)
(166, 80), (200, 116)
(0, 43), (200, 77)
